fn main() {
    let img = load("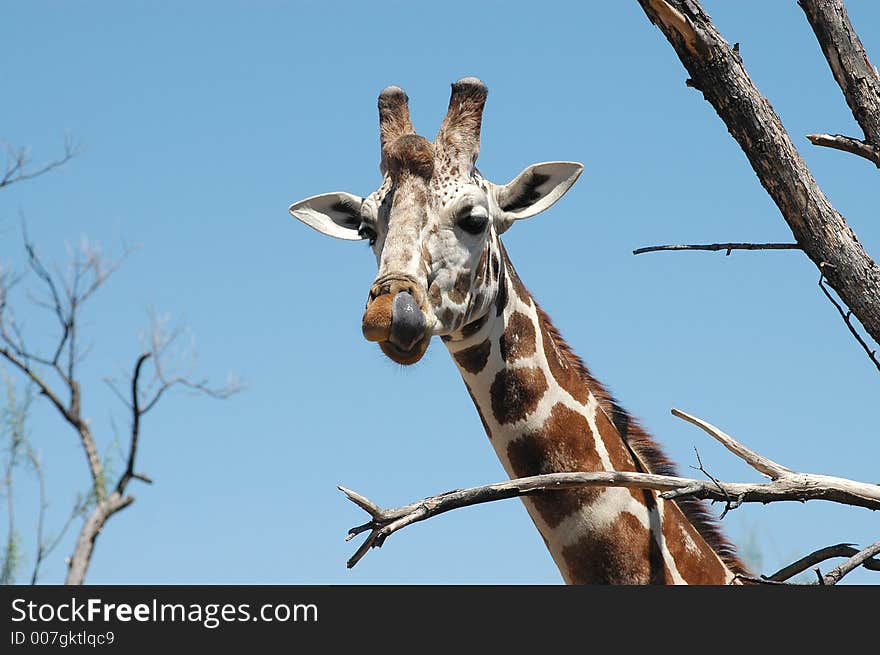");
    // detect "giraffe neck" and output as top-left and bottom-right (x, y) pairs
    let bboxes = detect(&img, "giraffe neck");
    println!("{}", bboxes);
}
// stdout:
(442, 243), (741, 584)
